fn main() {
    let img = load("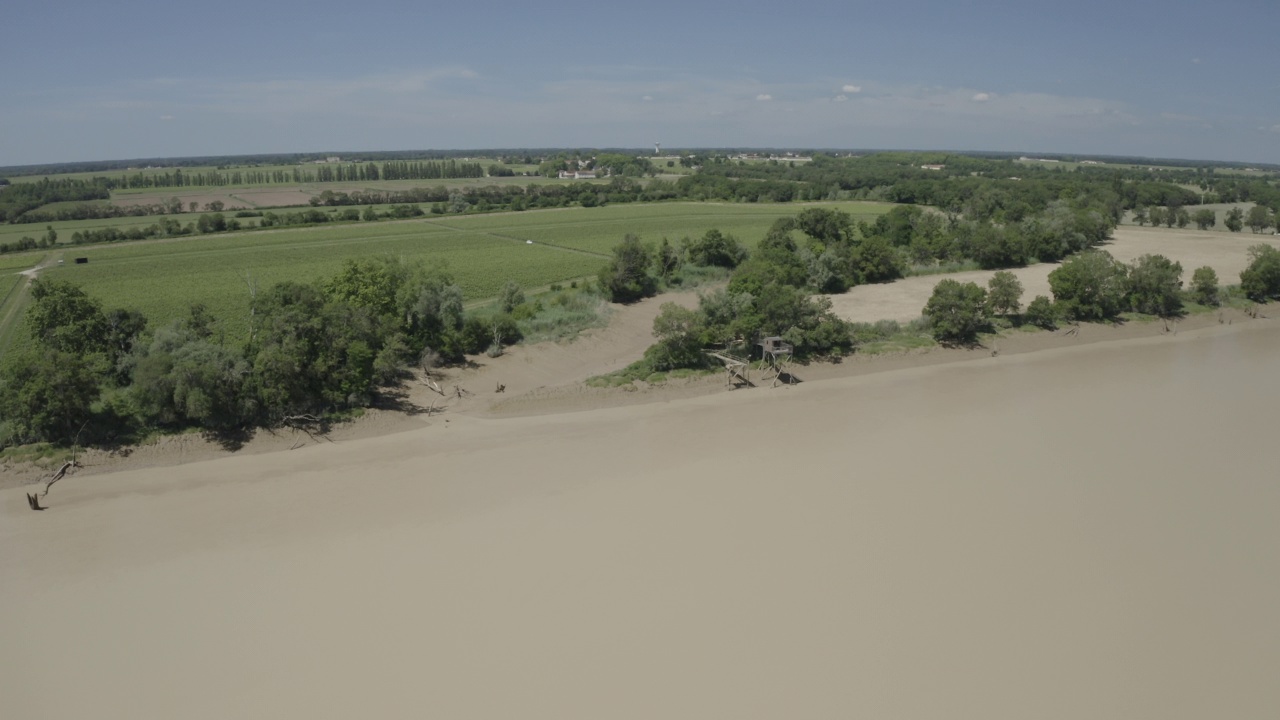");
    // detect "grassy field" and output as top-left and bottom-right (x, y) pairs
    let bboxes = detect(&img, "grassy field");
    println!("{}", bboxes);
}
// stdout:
(0, 201), (891, 351)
